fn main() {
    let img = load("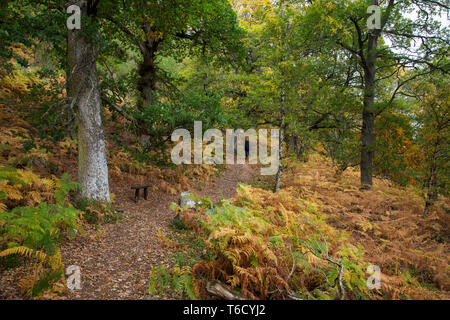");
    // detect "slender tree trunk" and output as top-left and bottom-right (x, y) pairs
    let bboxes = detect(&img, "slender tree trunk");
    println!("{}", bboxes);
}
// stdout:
(288, 135), (297, 154)
(292, 135), (298, 154)
(274, 129), (284, 193)
(203, 71), (209, 95)
(424, 161), (438, 217)
(361, 33), (378, 190)
(432, 190), (438, 202)
(274, 1), (287, 193)
(274, 89), (285, 193)
(68, 0), (110, 202)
